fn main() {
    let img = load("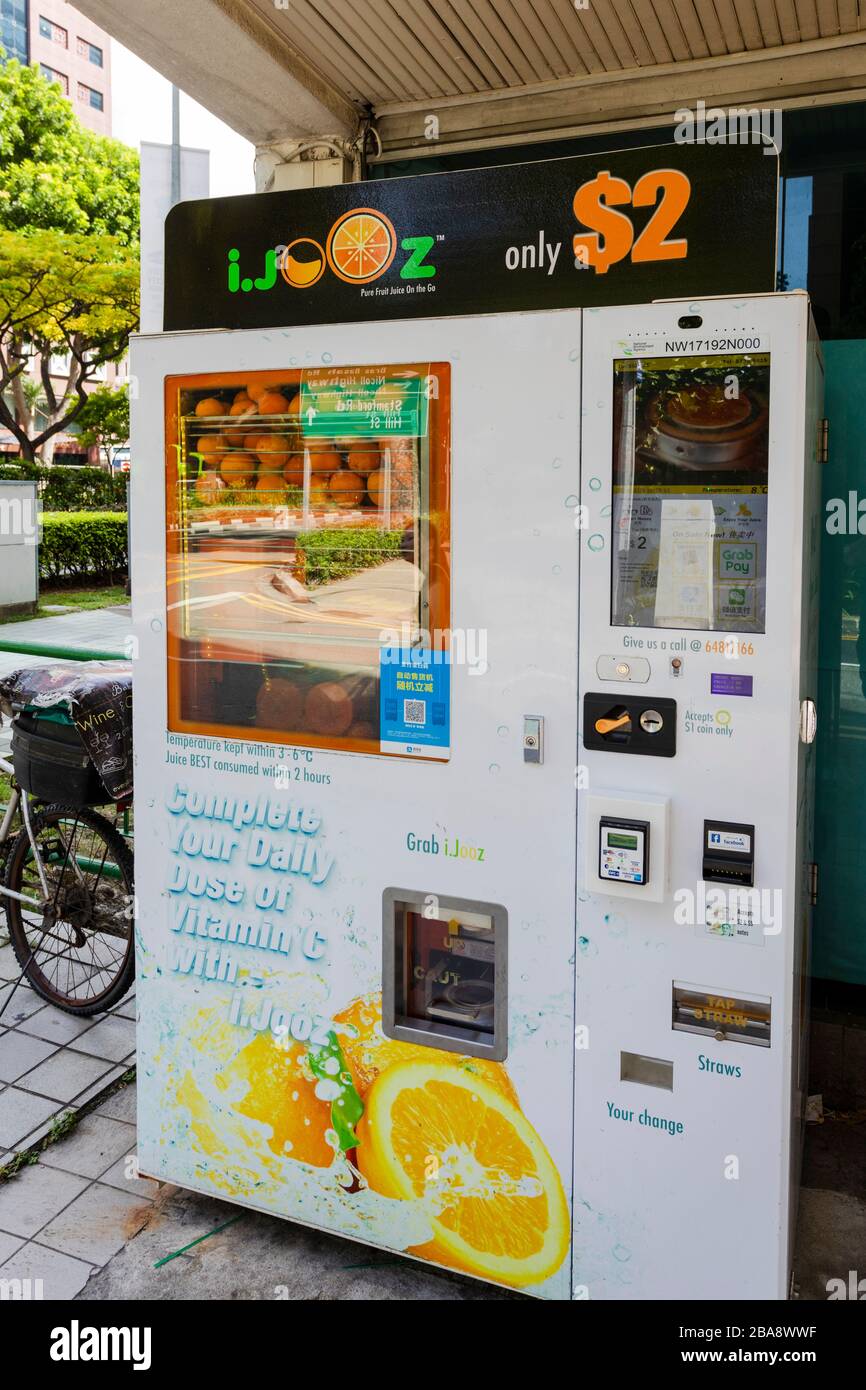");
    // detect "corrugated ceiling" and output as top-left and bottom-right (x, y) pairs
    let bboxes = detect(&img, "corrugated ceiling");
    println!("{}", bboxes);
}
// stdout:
(249, 0), (864, 108)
